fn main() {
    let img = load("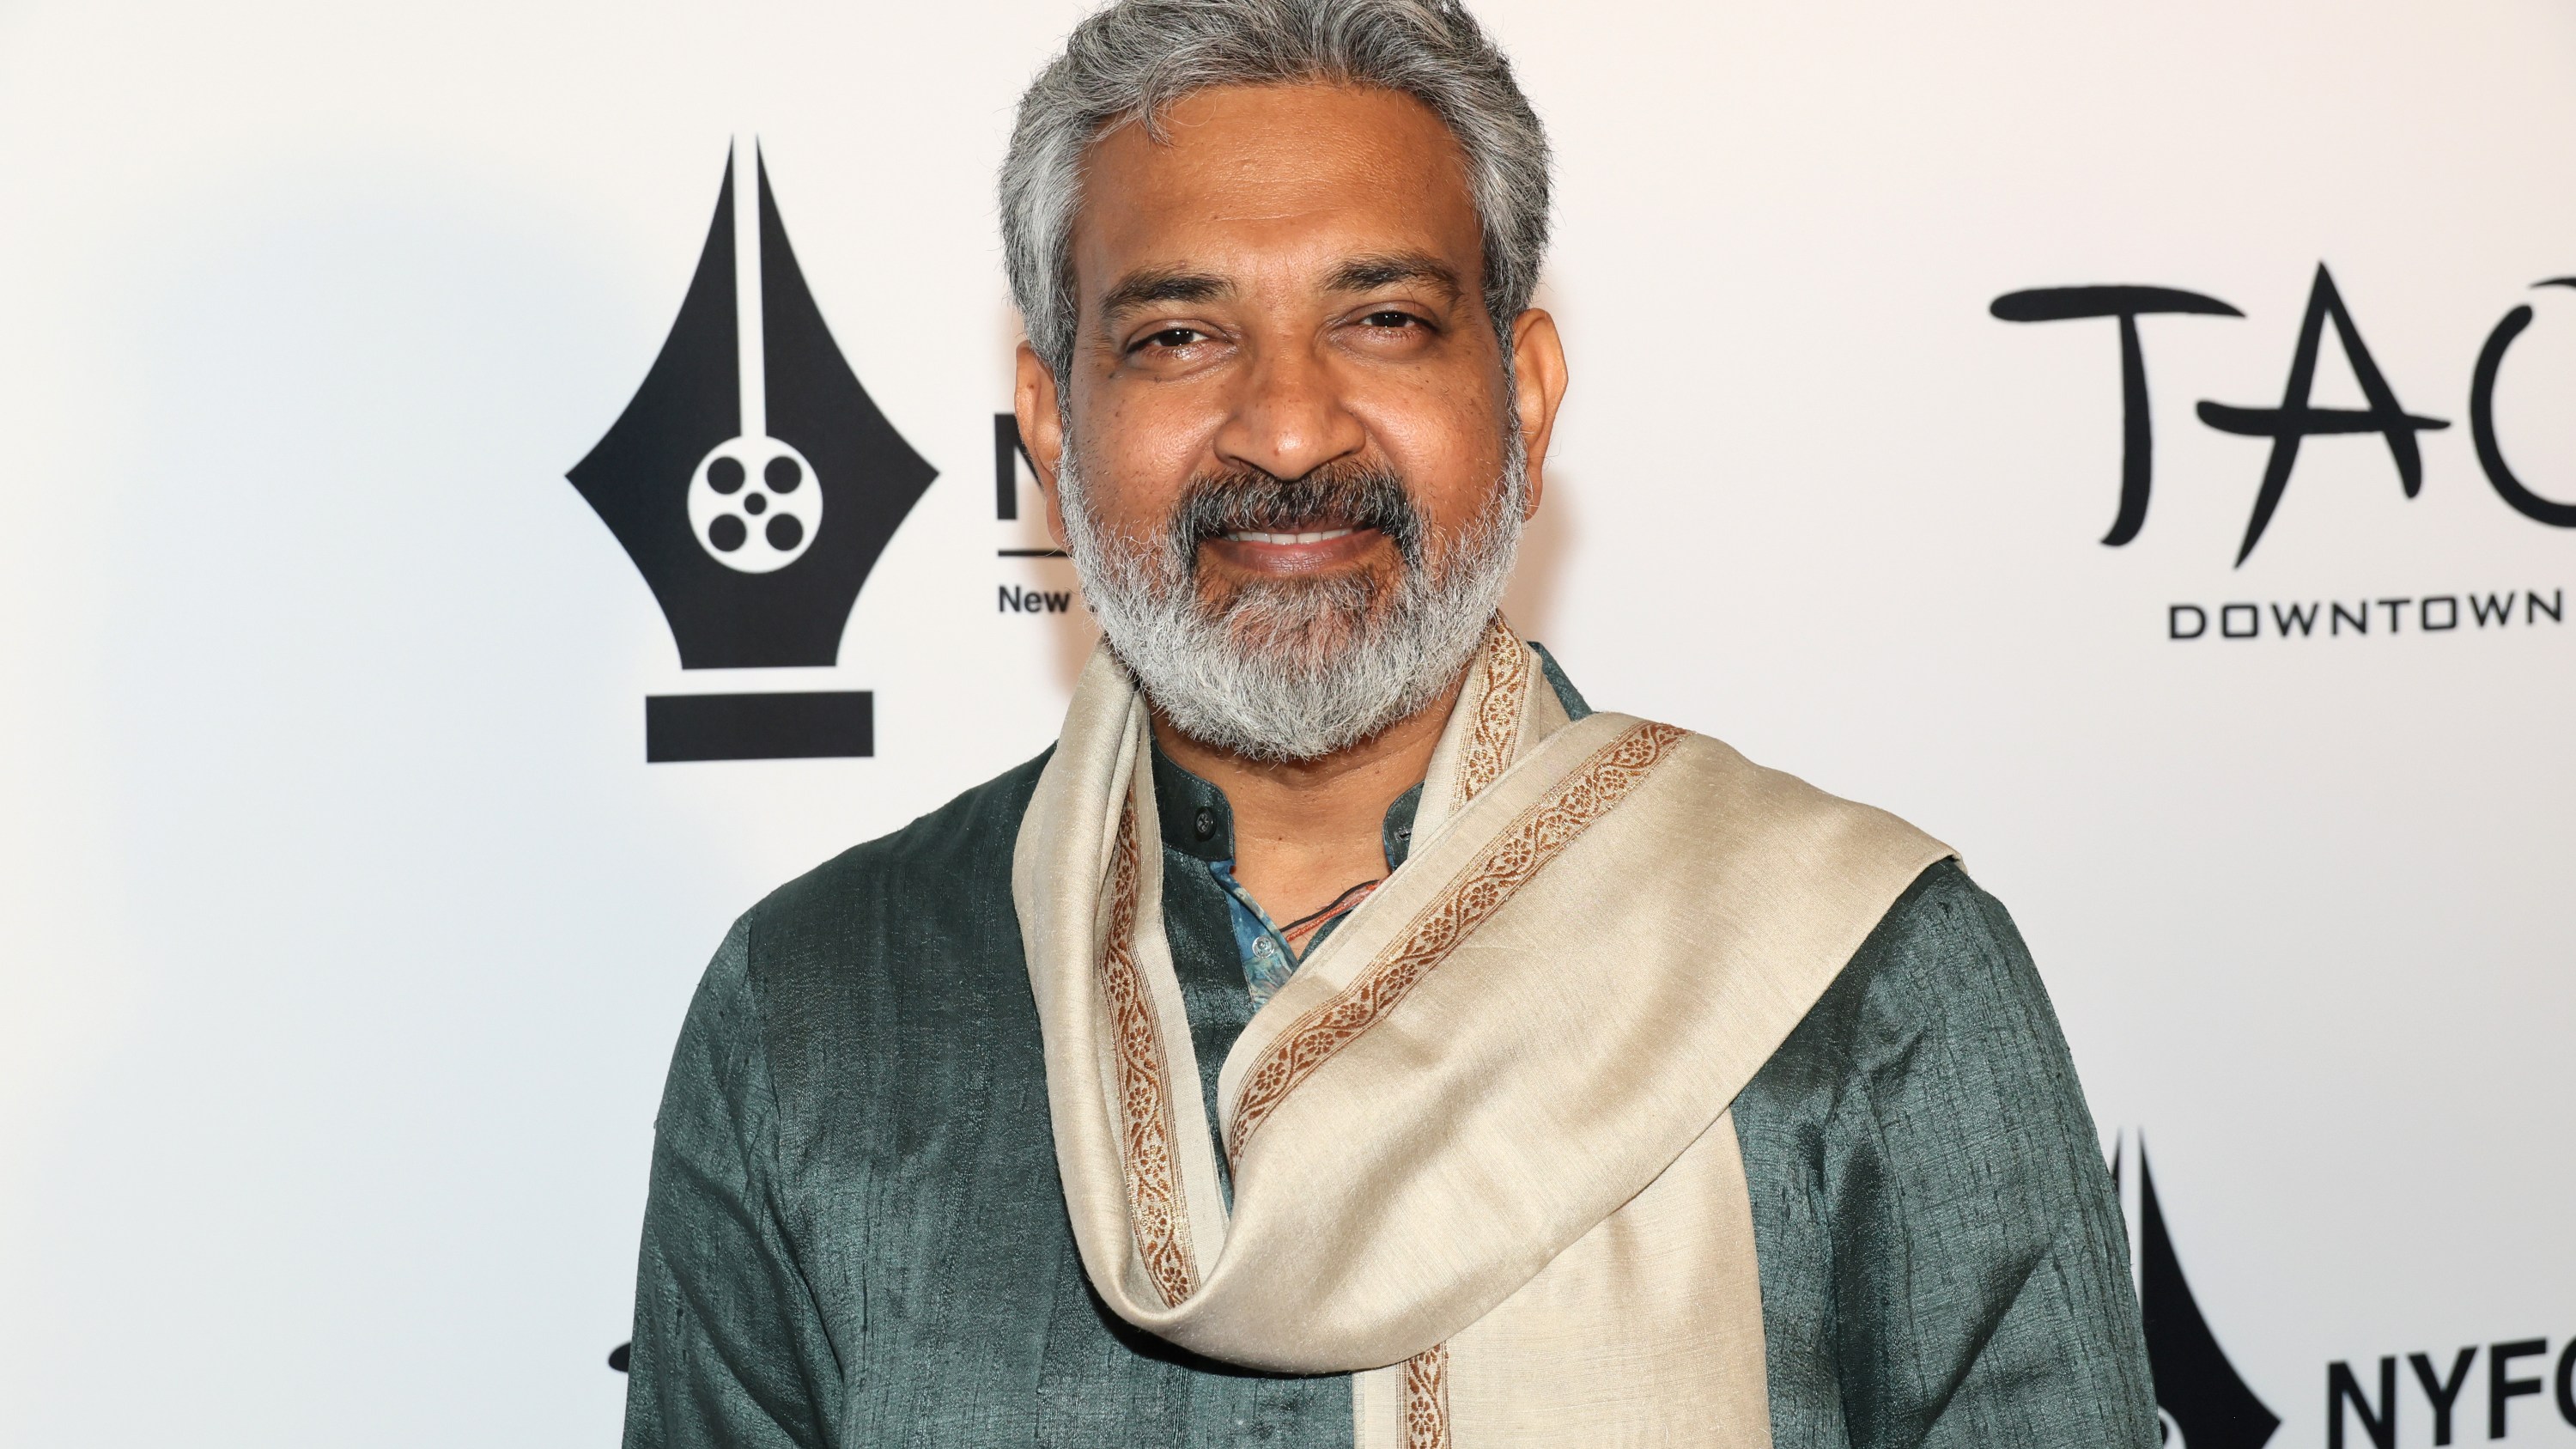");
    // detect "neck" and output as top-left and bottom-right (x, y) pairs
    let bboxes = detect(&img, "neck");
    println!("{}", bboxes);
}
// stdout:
(1150, 673), (1466, 930)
